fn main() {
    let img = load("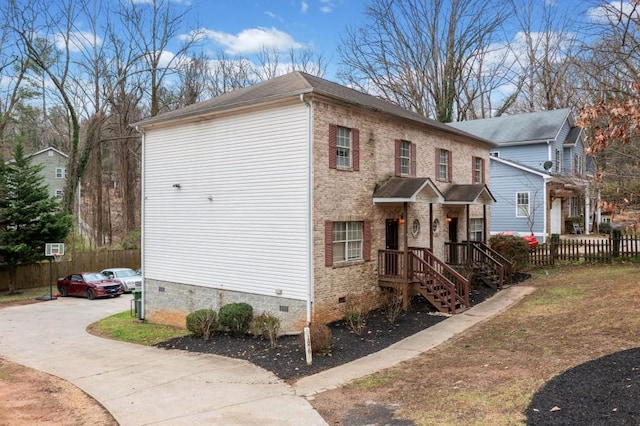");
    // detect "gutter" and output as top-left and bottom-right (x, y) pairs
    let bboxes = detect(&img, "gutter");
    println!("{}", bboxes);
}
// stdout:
(135, 125), (146, 320)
